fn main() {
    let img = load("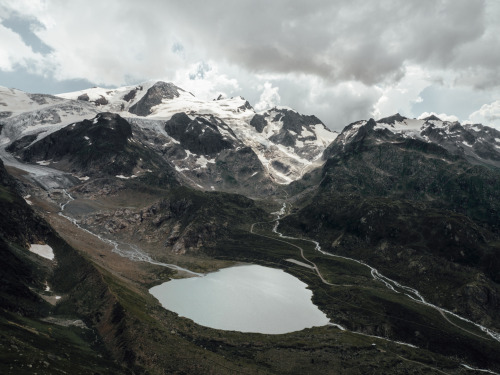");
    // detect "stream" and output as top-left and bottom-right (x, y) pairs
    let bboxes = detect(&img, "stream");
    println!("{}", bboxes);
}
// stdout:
(270, 202), (500, 344)
(59, 189), (203, 276)
(4, 150), (500, 371)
